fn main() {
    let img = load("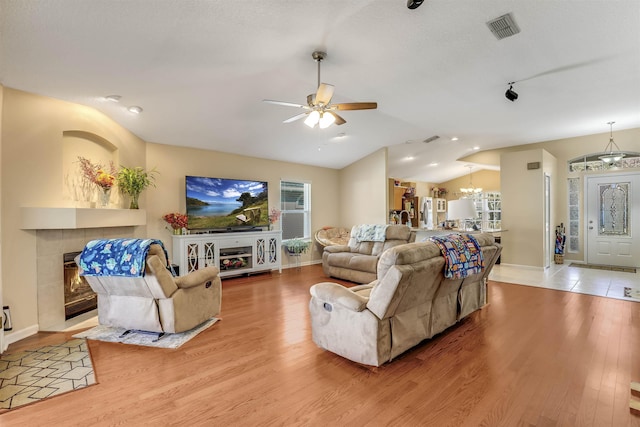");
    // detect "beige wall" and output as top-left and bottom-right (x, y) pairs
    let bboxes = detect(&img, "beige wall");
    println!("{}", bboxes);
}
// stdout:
(0, 85), (3, 351)
(500, 149), (557, 268)
(340, 148), (388, 227)
(145, 142), (341, 267)
(501, 149), (545, 267)
(1, 88), (147, 337)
